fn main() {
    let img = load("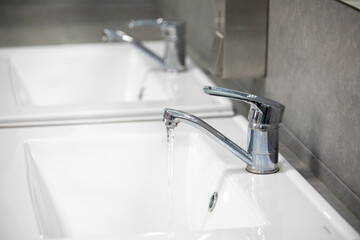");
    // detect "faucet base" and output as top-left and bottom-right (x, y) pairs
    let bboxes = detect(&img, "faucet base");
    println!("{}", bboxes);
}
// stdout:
(246, 166), (280, 175)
